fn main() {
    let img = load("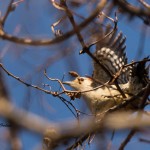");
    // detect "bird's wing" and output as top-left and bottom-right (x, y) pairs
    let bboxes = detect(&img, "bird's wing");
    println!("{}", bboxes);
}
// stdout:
(93, 25), (129, 84)
(128, 57), (149, 93)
